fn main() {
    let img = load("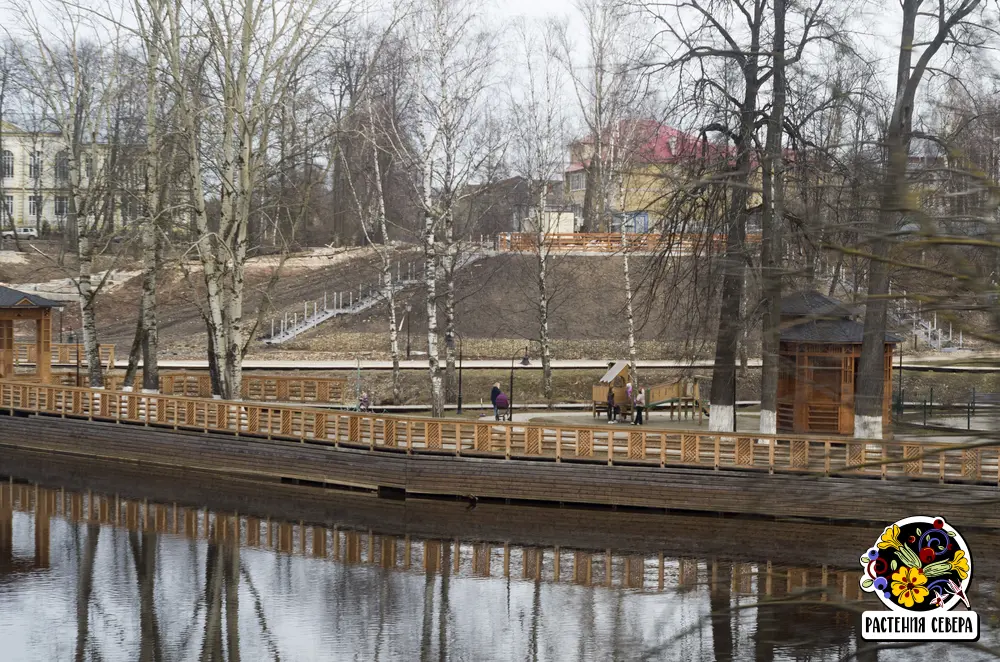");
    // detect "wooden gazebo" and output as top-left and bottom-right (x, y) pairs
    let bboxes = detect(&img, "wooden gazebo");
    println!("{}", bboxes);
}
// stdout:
(776, 291), (901, 436)
(0, 285), (60, 384)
